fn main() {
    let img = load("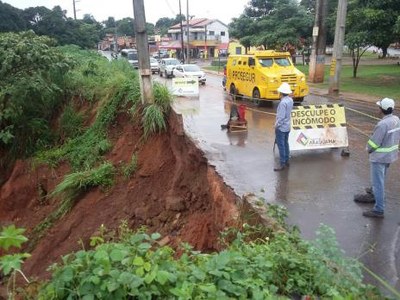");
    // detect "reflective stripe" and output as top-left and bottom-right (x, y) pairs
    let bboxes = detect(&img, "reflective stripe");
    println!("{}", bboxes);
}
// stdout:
(388, 127), (400, 134)
(368, 139), (379, 149)
(375, 145), (399, 153)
